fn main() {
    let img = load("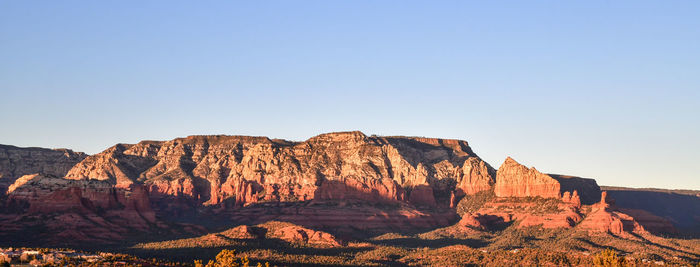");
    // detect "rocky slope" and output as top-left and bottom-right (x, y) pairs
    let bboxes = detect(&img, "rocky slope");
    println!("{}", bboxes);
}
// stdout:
(0, 131), (690, 248)
(494, 157), (601, 204)
(0, 173), (162, 244)
(601, 186), (700, 233)
(0, 144), (86, 192)
(65, 132), (496, 210)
